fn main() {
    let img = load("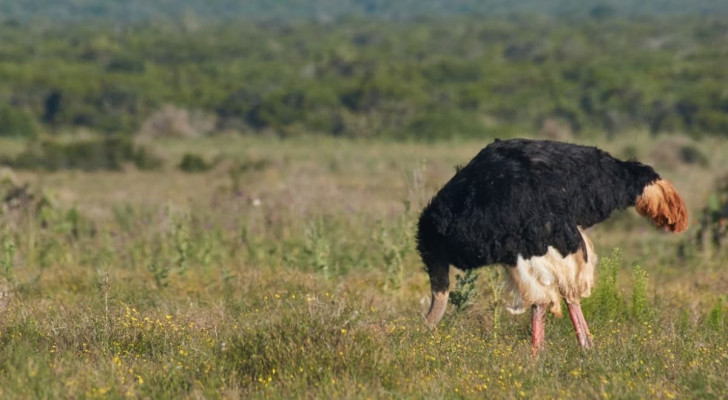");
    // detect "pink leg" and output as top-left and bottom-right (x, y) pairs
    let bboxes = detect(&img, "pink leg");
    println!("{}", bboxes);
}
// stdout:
(567, 303), (593, 349)
(531, 303), (547, 354)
